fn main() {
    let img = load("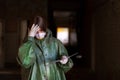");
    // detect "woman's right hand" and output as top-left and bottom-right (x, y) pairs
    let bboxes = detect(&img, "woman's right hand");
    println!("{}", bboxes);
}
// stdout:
(28, 24), (40, 37)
